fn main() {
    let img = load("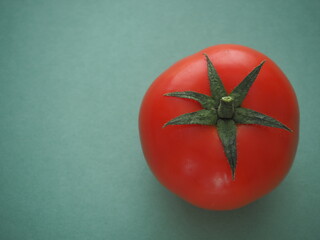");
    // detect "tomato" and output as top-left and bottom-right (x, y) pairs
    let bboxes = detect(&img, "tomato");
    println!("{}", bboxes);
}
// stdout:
(139, 44), (299, 210)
